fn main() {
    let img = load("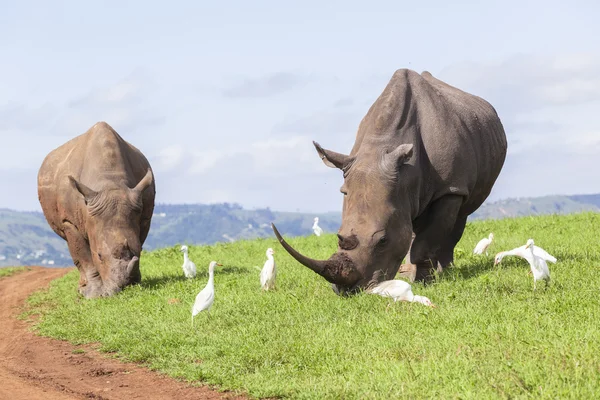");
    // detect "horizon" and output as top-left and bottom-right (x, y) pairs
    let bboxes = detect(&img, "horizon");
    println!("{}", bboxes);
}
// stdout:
(1, 1), (599, 214)
(3, 190), (600, 215)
